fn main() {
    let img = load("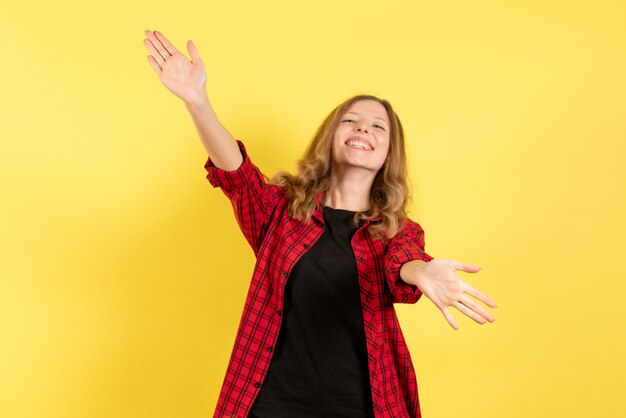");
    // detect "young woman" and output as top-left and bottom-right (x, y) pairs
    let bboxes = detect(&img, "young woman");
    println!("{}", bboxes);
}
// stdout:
(144, 30), (497, 418)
